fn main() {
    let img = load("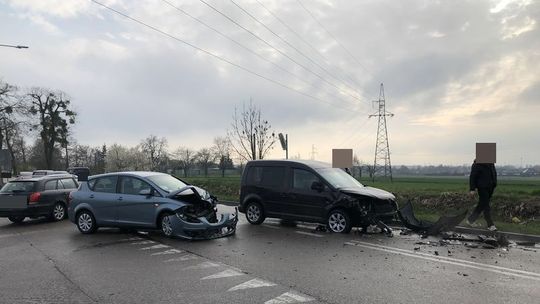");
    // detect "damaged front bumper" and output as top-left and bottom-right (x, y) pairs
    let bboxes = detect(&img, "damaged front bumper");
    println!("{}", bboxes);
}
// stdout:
(167, 208), (239, 240)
